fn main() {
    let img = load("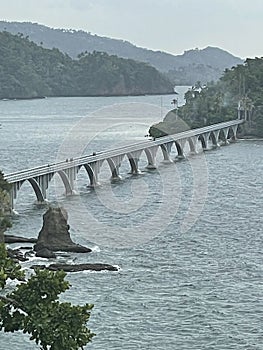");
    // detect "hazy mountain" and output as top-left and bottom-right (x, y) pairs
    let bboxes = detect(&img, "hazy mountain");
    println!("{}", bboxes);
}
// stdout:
(0, 21), (244, 85)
